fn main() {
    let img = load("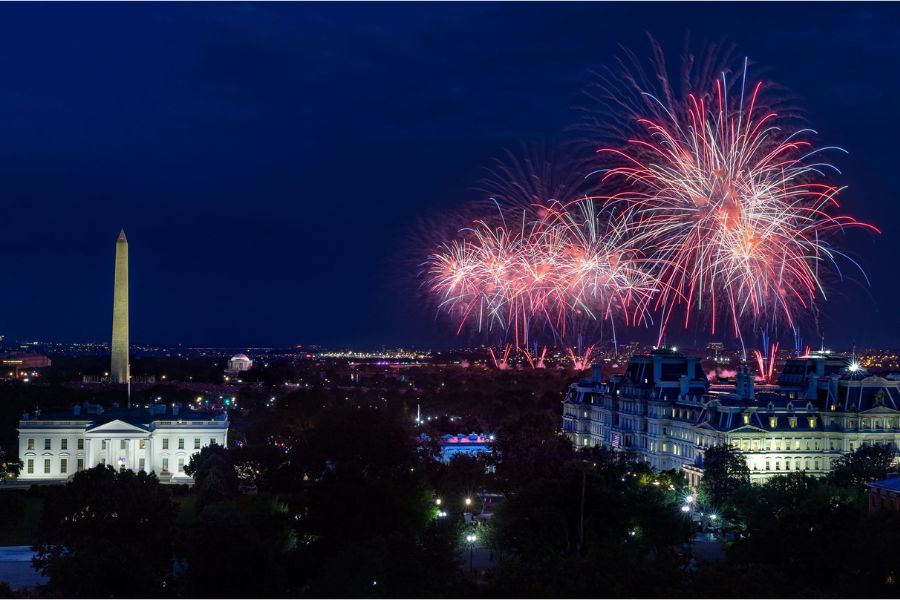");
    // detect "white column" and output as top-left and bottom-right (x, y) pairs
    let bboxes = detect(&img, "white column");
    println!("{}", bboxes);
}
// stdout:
(146, 437), (153, 474)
